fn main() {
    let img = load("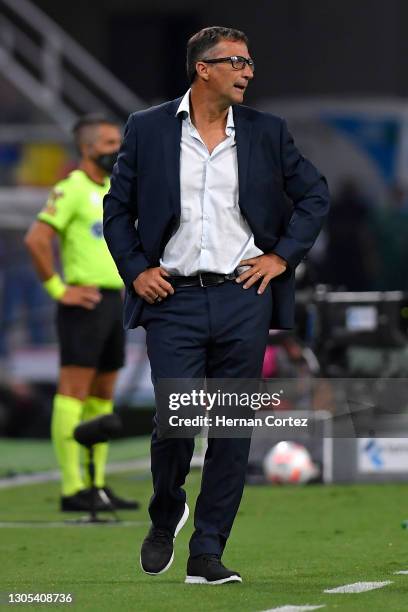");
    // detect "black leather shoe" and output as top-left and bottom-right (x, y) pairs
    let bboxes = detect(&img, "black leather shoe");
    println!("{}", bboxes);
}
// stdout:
(140, 503), (189, 575)
(101, 487), (140, 510)
(60, 488), (112, 513)
(185, 554), (242, 585)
